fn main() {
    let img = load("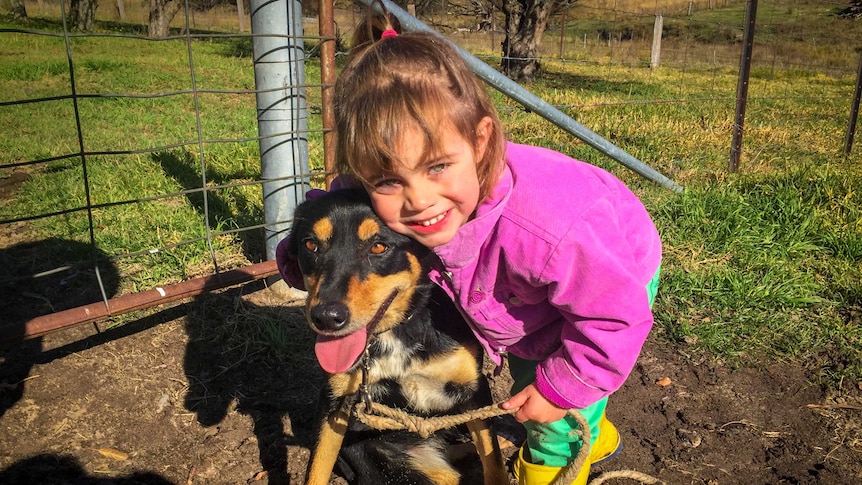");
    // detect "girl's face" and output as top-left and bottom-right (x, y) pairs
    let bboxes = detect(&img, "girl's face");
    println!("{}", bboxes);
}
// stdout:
(362, 117), (493, 248)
